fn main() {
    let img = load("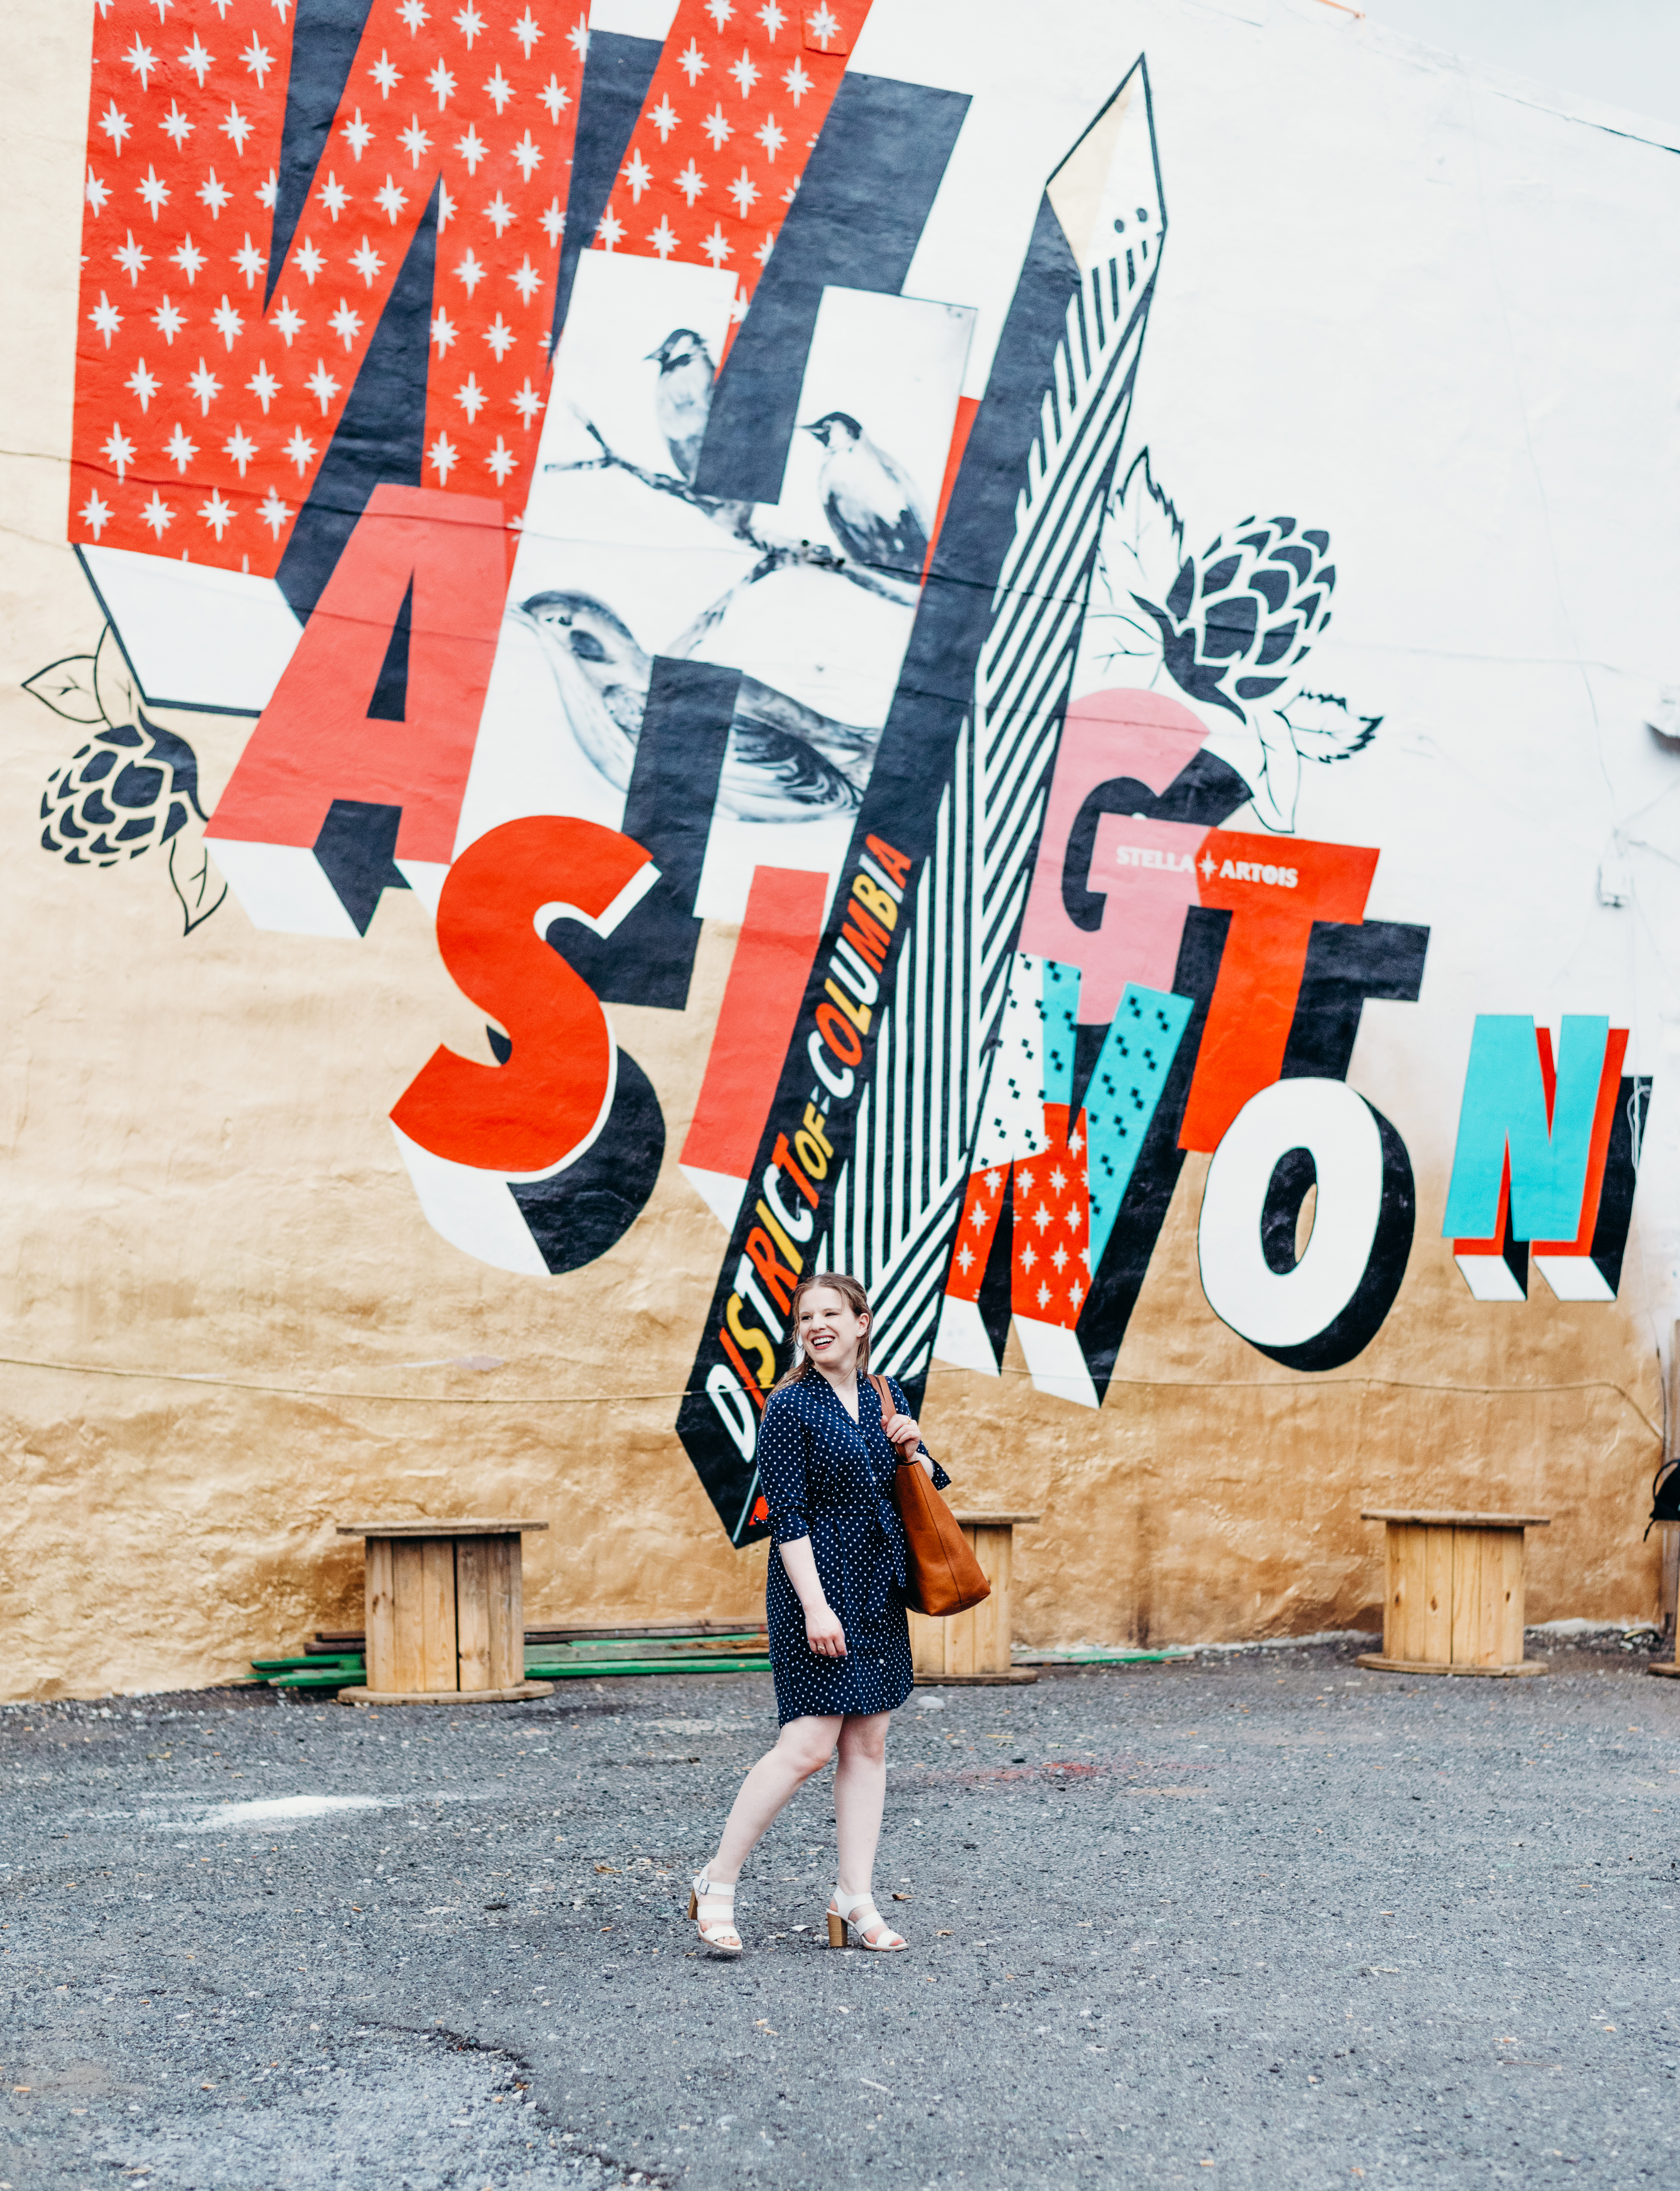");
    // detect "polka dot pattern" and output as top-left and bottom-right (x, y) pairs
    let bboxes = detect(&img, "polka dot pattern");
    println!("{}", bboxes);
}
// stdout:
(758, 1369), (951, 1726)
